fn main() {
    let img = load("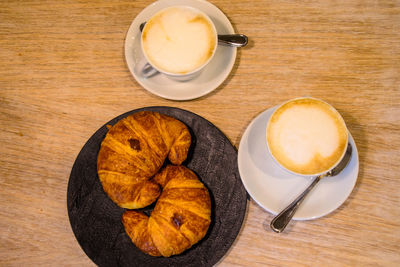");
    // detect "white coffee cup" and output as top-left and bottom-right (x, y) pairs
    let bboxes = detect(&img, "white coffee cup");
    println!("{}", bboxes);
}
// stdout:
(266, 97), (349, 177)
(140, 6), (218, 82)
